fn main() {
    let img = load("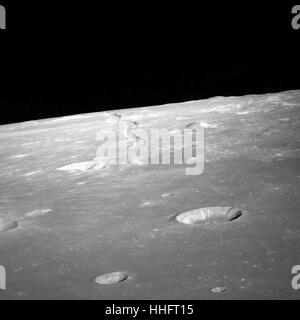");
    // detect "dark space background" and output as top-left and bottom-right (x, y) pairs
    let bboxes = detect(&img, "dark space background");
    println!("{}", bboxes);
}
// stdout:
(0, 1), (299, 124)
